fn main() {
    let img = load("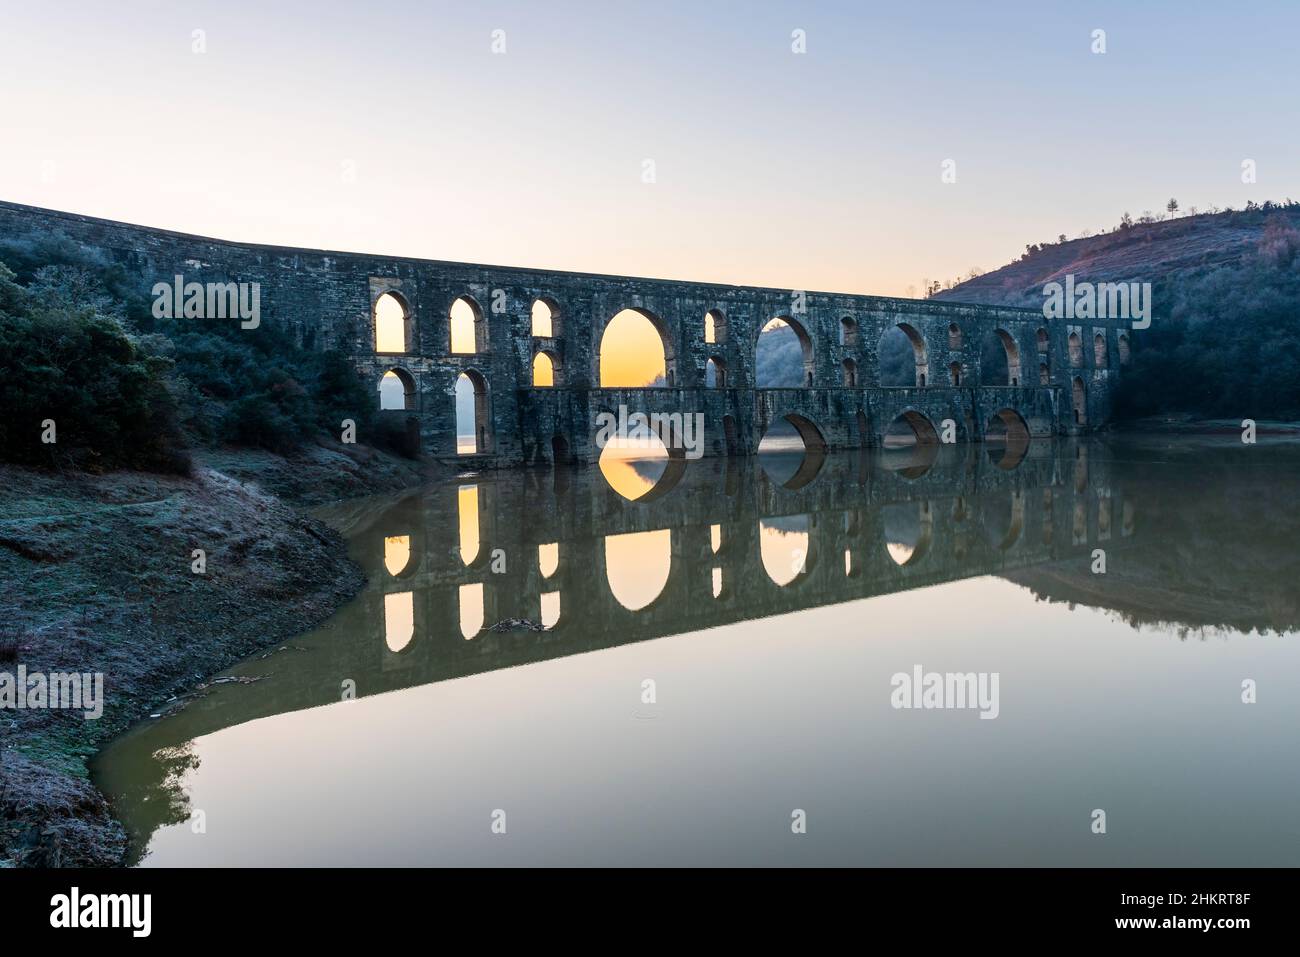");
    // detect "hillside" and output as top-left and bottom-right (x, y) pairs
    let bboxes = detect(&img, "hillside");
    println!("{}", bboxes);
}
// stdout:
(935, 206), (1299, 309)
(936, 202), (1300, 418)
